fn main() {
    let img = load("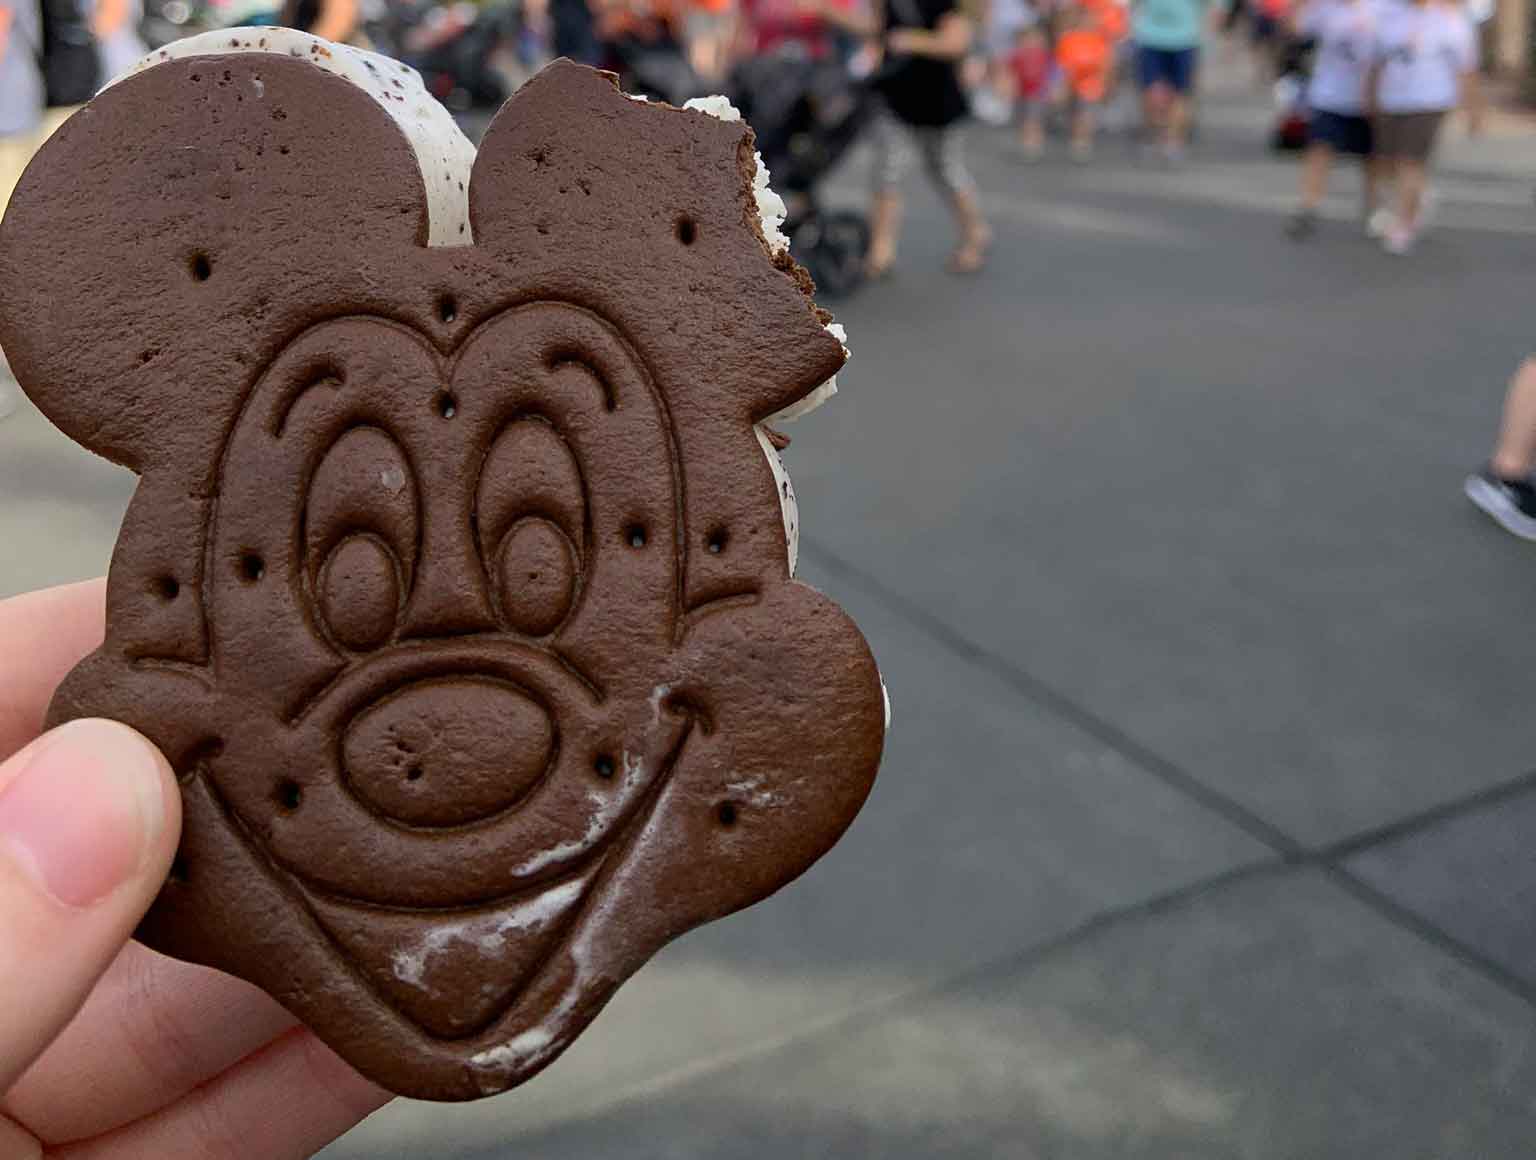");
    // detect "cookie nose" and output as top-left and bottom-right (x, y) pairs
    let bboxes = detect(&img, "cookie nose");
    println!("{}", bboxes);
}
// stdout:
(341, 677), (554, 826)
